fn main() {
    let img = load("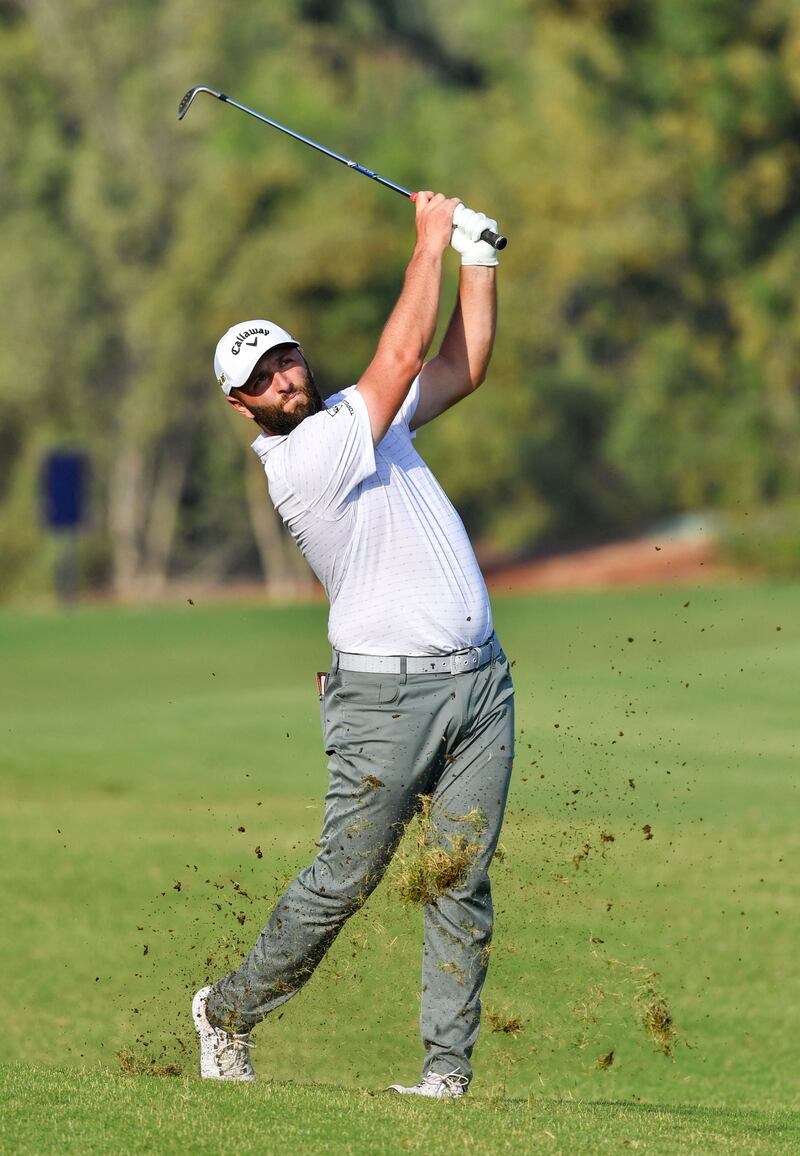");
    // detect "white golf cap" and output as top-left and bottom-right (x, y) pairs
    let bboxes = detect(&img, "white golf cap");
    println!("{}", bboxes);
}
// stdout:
(214, 319), (300, 395)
